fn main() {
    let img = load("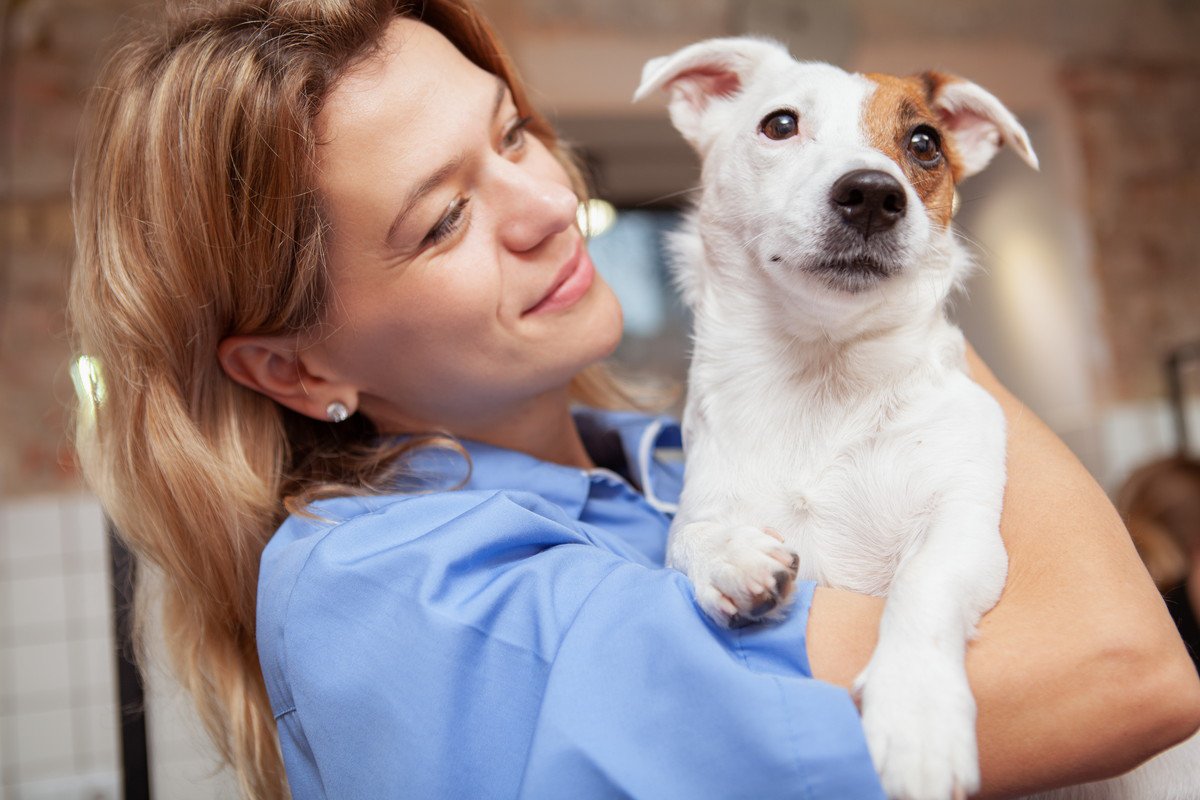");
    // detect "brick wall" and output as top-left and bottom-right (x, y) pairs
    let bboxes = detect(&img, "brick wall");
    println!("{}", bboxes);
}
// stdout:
(1, 0), (150, 498)
(1061, 59), (1200, 400)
